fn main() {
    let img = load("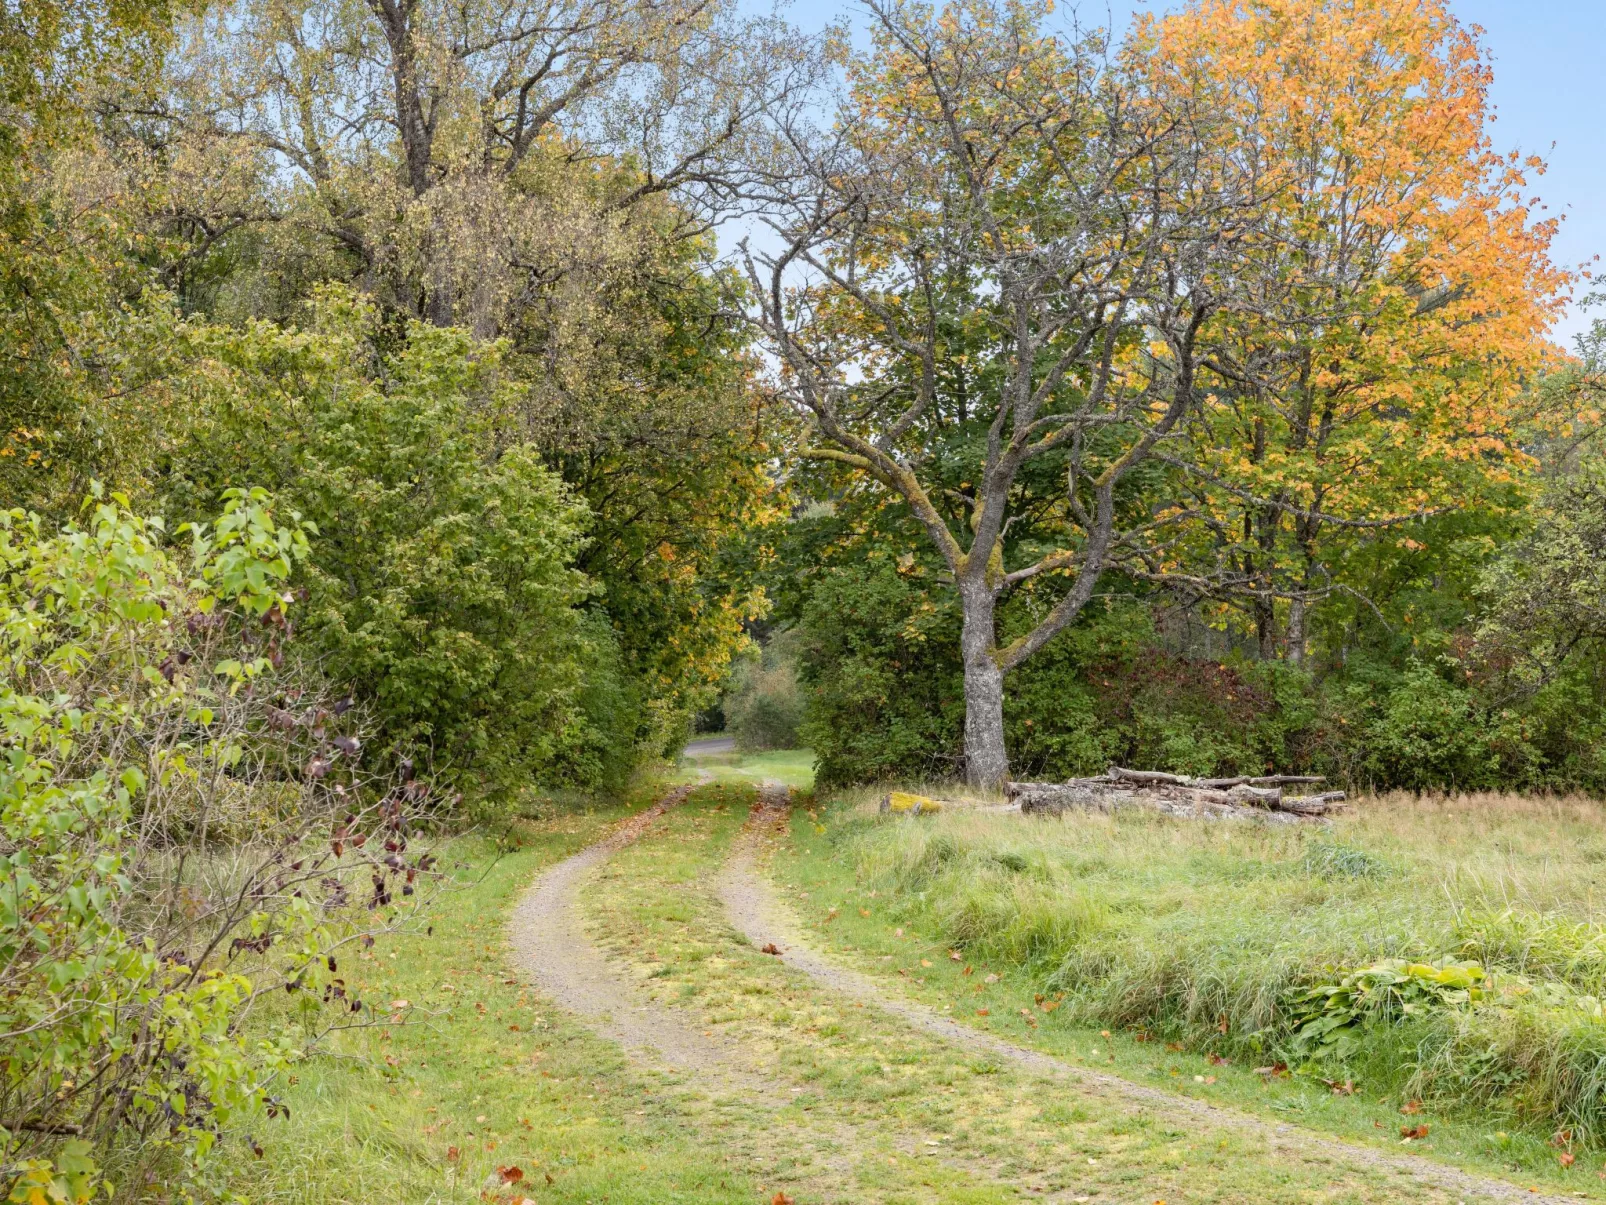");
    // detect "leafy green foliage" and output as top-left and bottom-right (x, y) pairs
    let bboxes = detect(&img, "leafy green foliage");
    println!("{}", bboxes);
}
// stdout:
(775, 524), (1606, 792)
(155, 295), (623, 809)
(0, 490), (375, 1198)
(1291, 961), (1488, 1060)
(794, 561), (965, 787)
